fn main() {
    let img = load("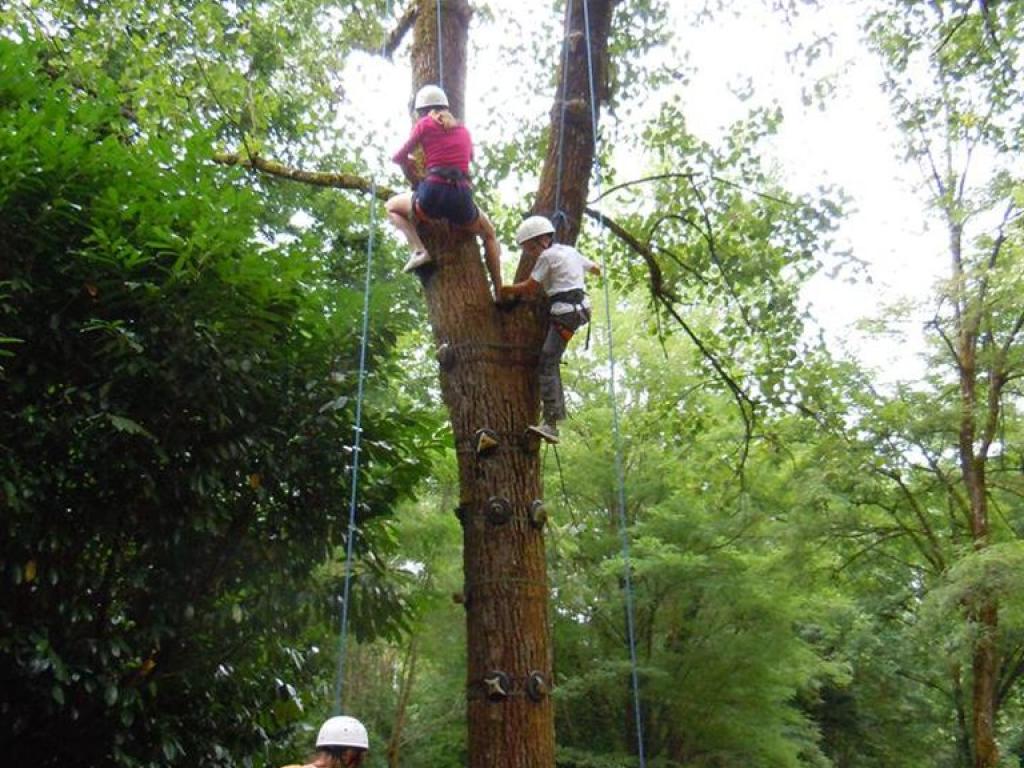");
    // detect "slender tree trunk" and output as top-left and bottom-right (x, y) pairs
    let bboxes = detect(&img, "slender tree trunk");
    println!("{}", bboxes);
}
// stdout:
(387, 636), (418, 768)
(970, 599), (999, 768)
(404, 2), (617, 766)
(953, 227), (1000, 768)
(952, 664), (973, 768)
